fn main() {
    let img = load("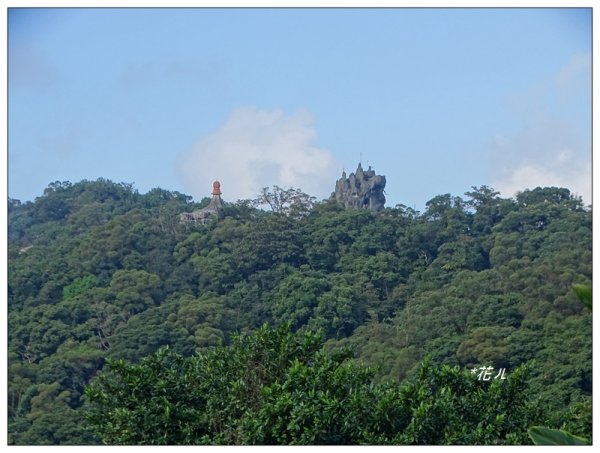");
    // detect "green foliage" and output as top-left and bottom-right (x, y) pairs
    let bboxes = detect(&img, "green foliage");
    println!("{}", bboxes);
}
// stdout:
(557, 396), (593, 440)
(85, 325), (545, 445)
(8, 179), (591, 444)
(456, 326), (515, 368)
(572, 284), (592, 311)
(255, 185), (316, 218)
(527, 426), (588, 445)
(392, 359), (542, 445)
(62, 275), (99, 300)
(85, 324), (325, 444)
